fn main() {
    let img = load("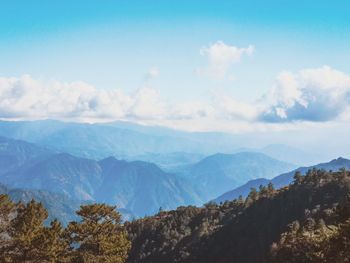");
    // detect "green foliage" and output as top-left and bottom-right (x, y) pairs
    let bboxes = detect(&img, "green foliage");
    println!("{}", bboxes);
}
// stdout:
(1, 200), (49, 262)
(40, 220), (71, 262)
(67, 204), (131, 263)
(0, 194), (15, 234)
(271, 195), (350, 263)
(0, 200), (130, 263)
